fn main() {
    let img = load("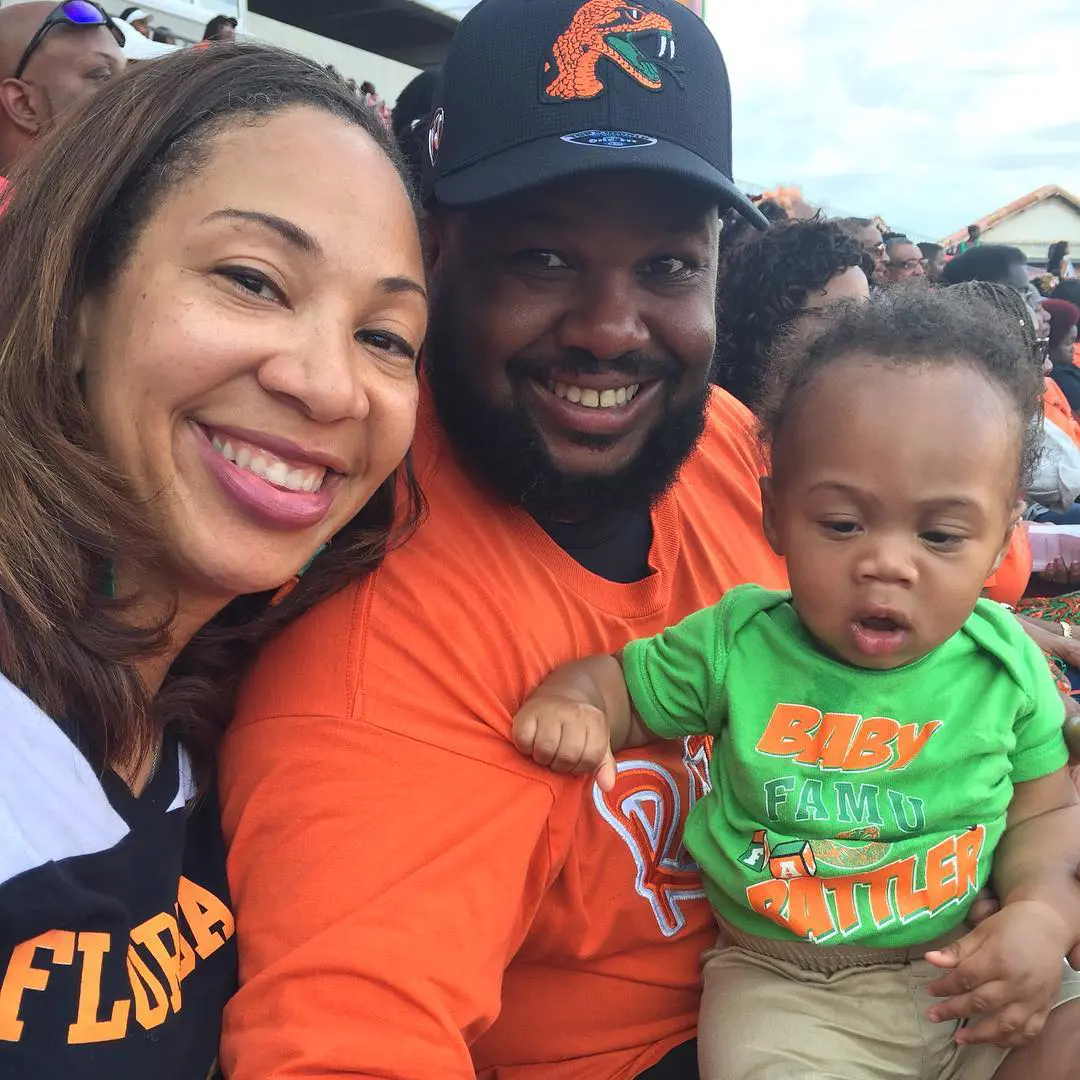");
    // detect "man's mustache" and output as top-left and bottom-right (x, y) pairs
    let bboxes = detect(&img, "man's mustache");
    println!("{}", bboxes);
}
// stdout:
(508, 350), (681, 381)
